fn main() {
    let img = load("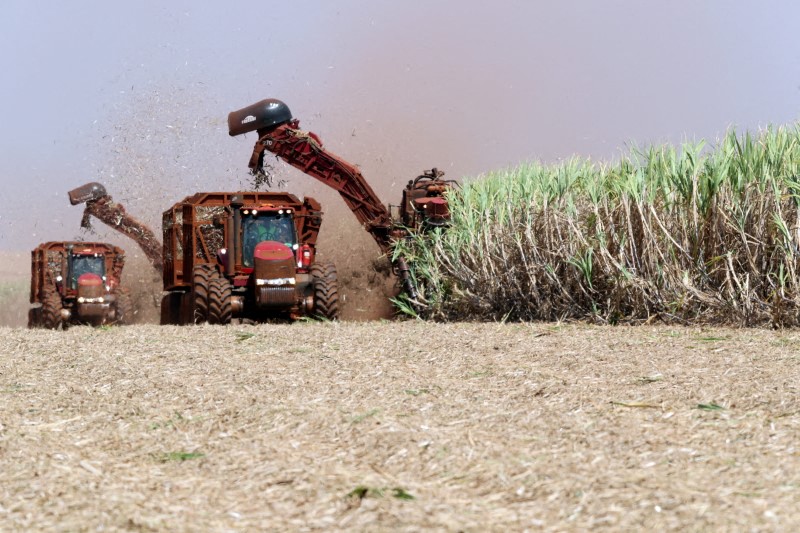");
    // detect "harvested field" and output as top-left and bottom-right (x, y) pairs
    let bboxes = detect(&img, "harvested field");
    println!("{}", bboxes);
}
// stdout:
(1, 322), (799, 530)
